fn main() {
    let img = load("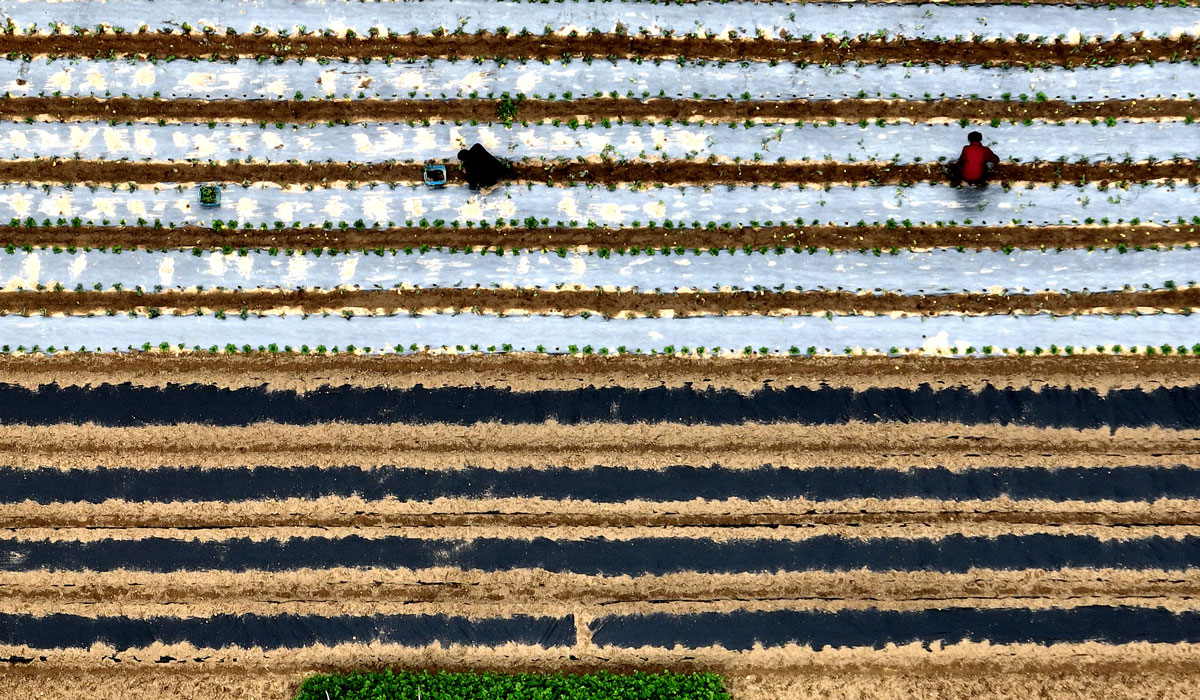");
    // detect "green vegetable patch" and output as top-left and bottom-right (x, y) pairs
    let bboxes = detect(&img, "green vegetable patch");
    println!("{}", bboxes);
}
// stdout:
(295, 670), (729, 700)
